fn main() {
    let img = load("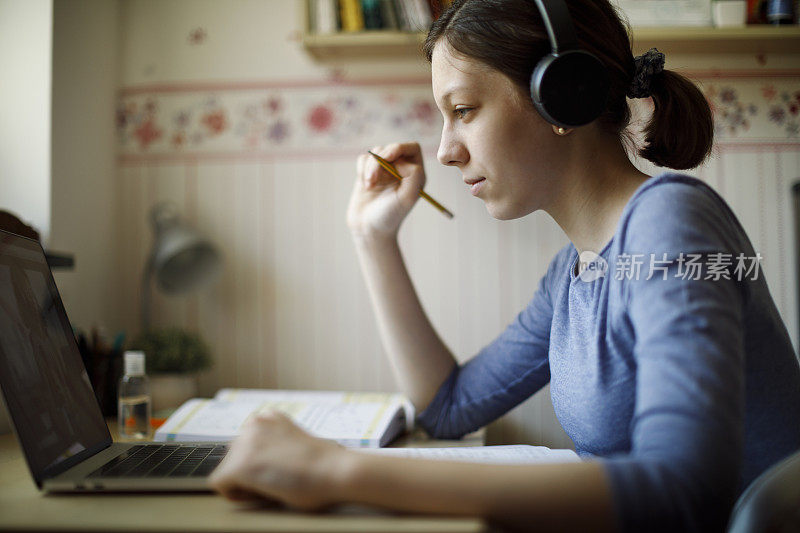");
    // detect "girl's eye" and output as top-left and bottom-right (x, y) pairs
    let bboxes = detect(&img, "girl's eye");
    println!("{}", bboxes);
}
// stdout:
(454, 107), (473, 119)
